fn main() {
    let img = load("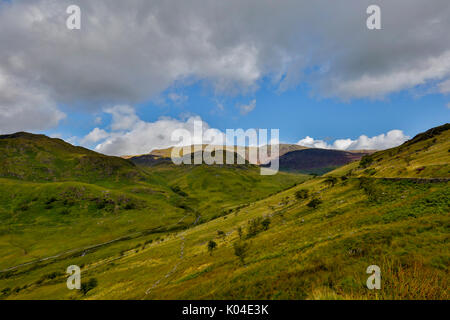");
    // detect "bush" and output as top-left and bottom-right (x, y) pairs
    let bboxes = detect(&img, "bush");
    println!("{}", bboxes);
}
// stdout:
(45, 197), (57, 205)
(246, 217), (272, 238)
(124, 202), (136, 210)
(359, 155), (374, 168)
(358, 178), (383, 203)
(237, 226), (243, 239)
(307, 198), (322, 209)
(171, 186), (188, 197)
(80, 278), (98, 295)
(324, 177), (338, 187)
(261, 218), (271, 231)
(233, 241), (249, 265)
(246, 218), (261, 238)
(1, 287), (11, 296)
(295, 189), (309, 200)
(364, 168), (377, 176)
(207, 240), (217, 255)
